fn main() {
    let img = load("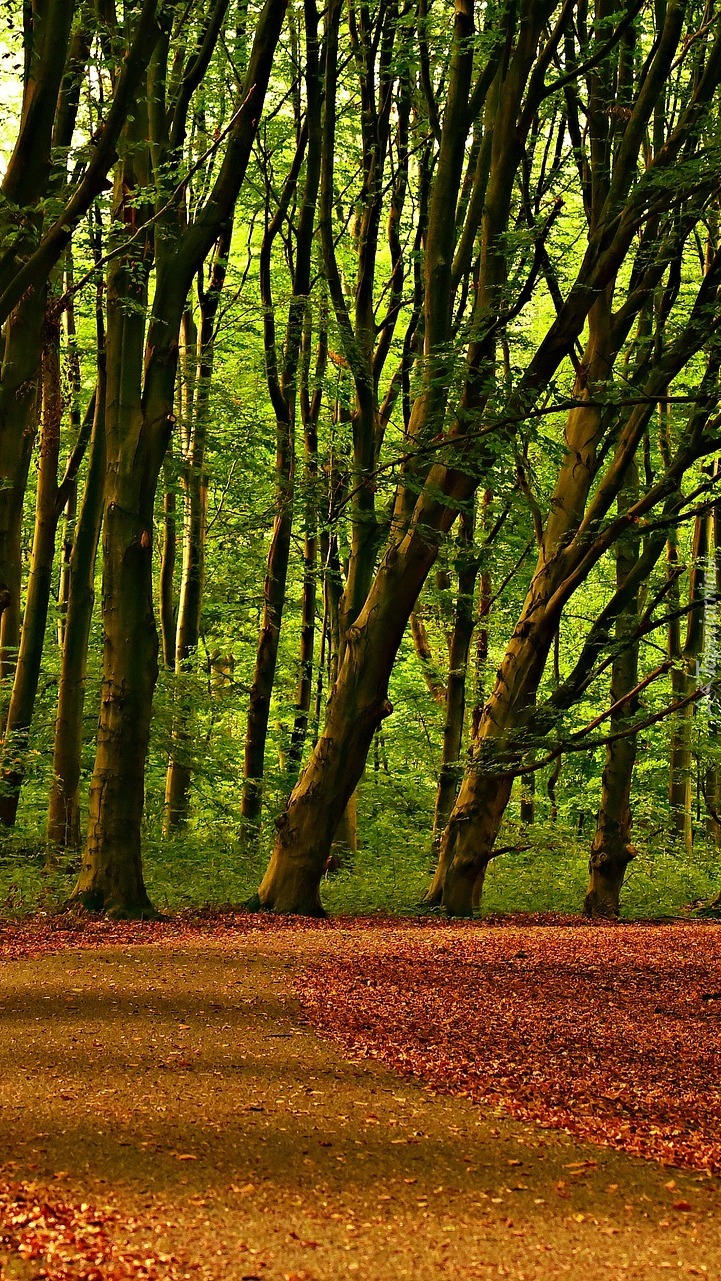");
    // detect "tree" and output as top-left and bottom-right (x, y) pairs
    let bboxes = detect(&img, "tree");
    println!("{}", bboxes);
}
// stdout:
(73, 0), (288, 916)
